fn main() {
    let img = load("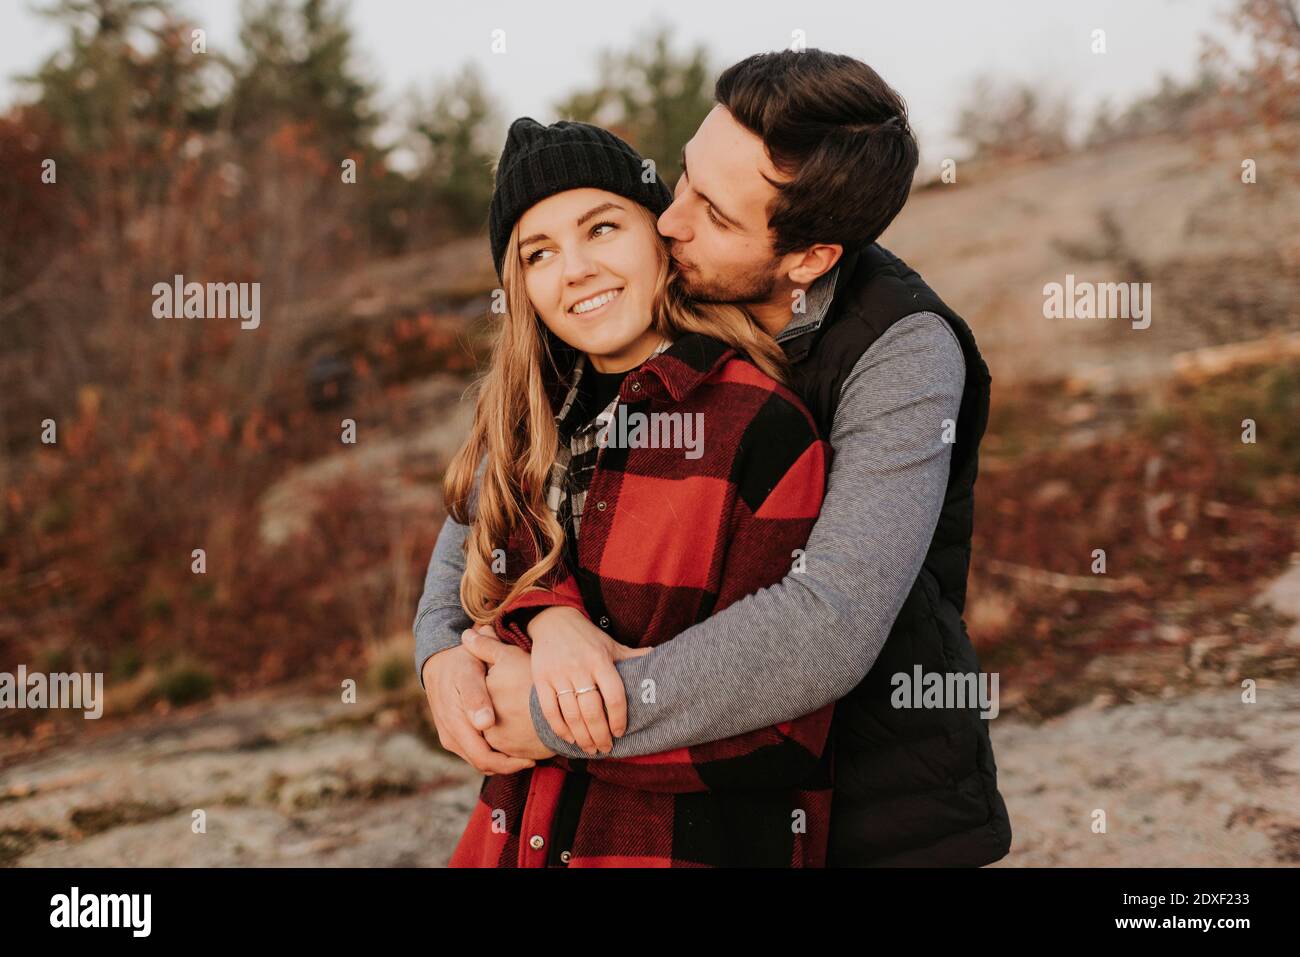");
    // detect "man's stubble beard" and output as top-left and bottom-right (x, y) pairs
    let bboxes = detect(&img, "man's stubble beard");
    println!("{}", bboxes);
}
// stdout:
(676, 255), (782, 307)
